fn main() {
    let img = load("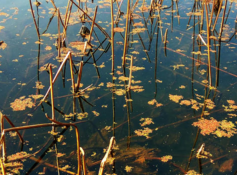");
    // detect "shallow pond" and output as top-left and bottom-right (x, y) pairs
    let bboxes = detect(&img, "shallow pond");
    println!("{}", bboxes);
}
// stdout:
(1, 0), (237, 174)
